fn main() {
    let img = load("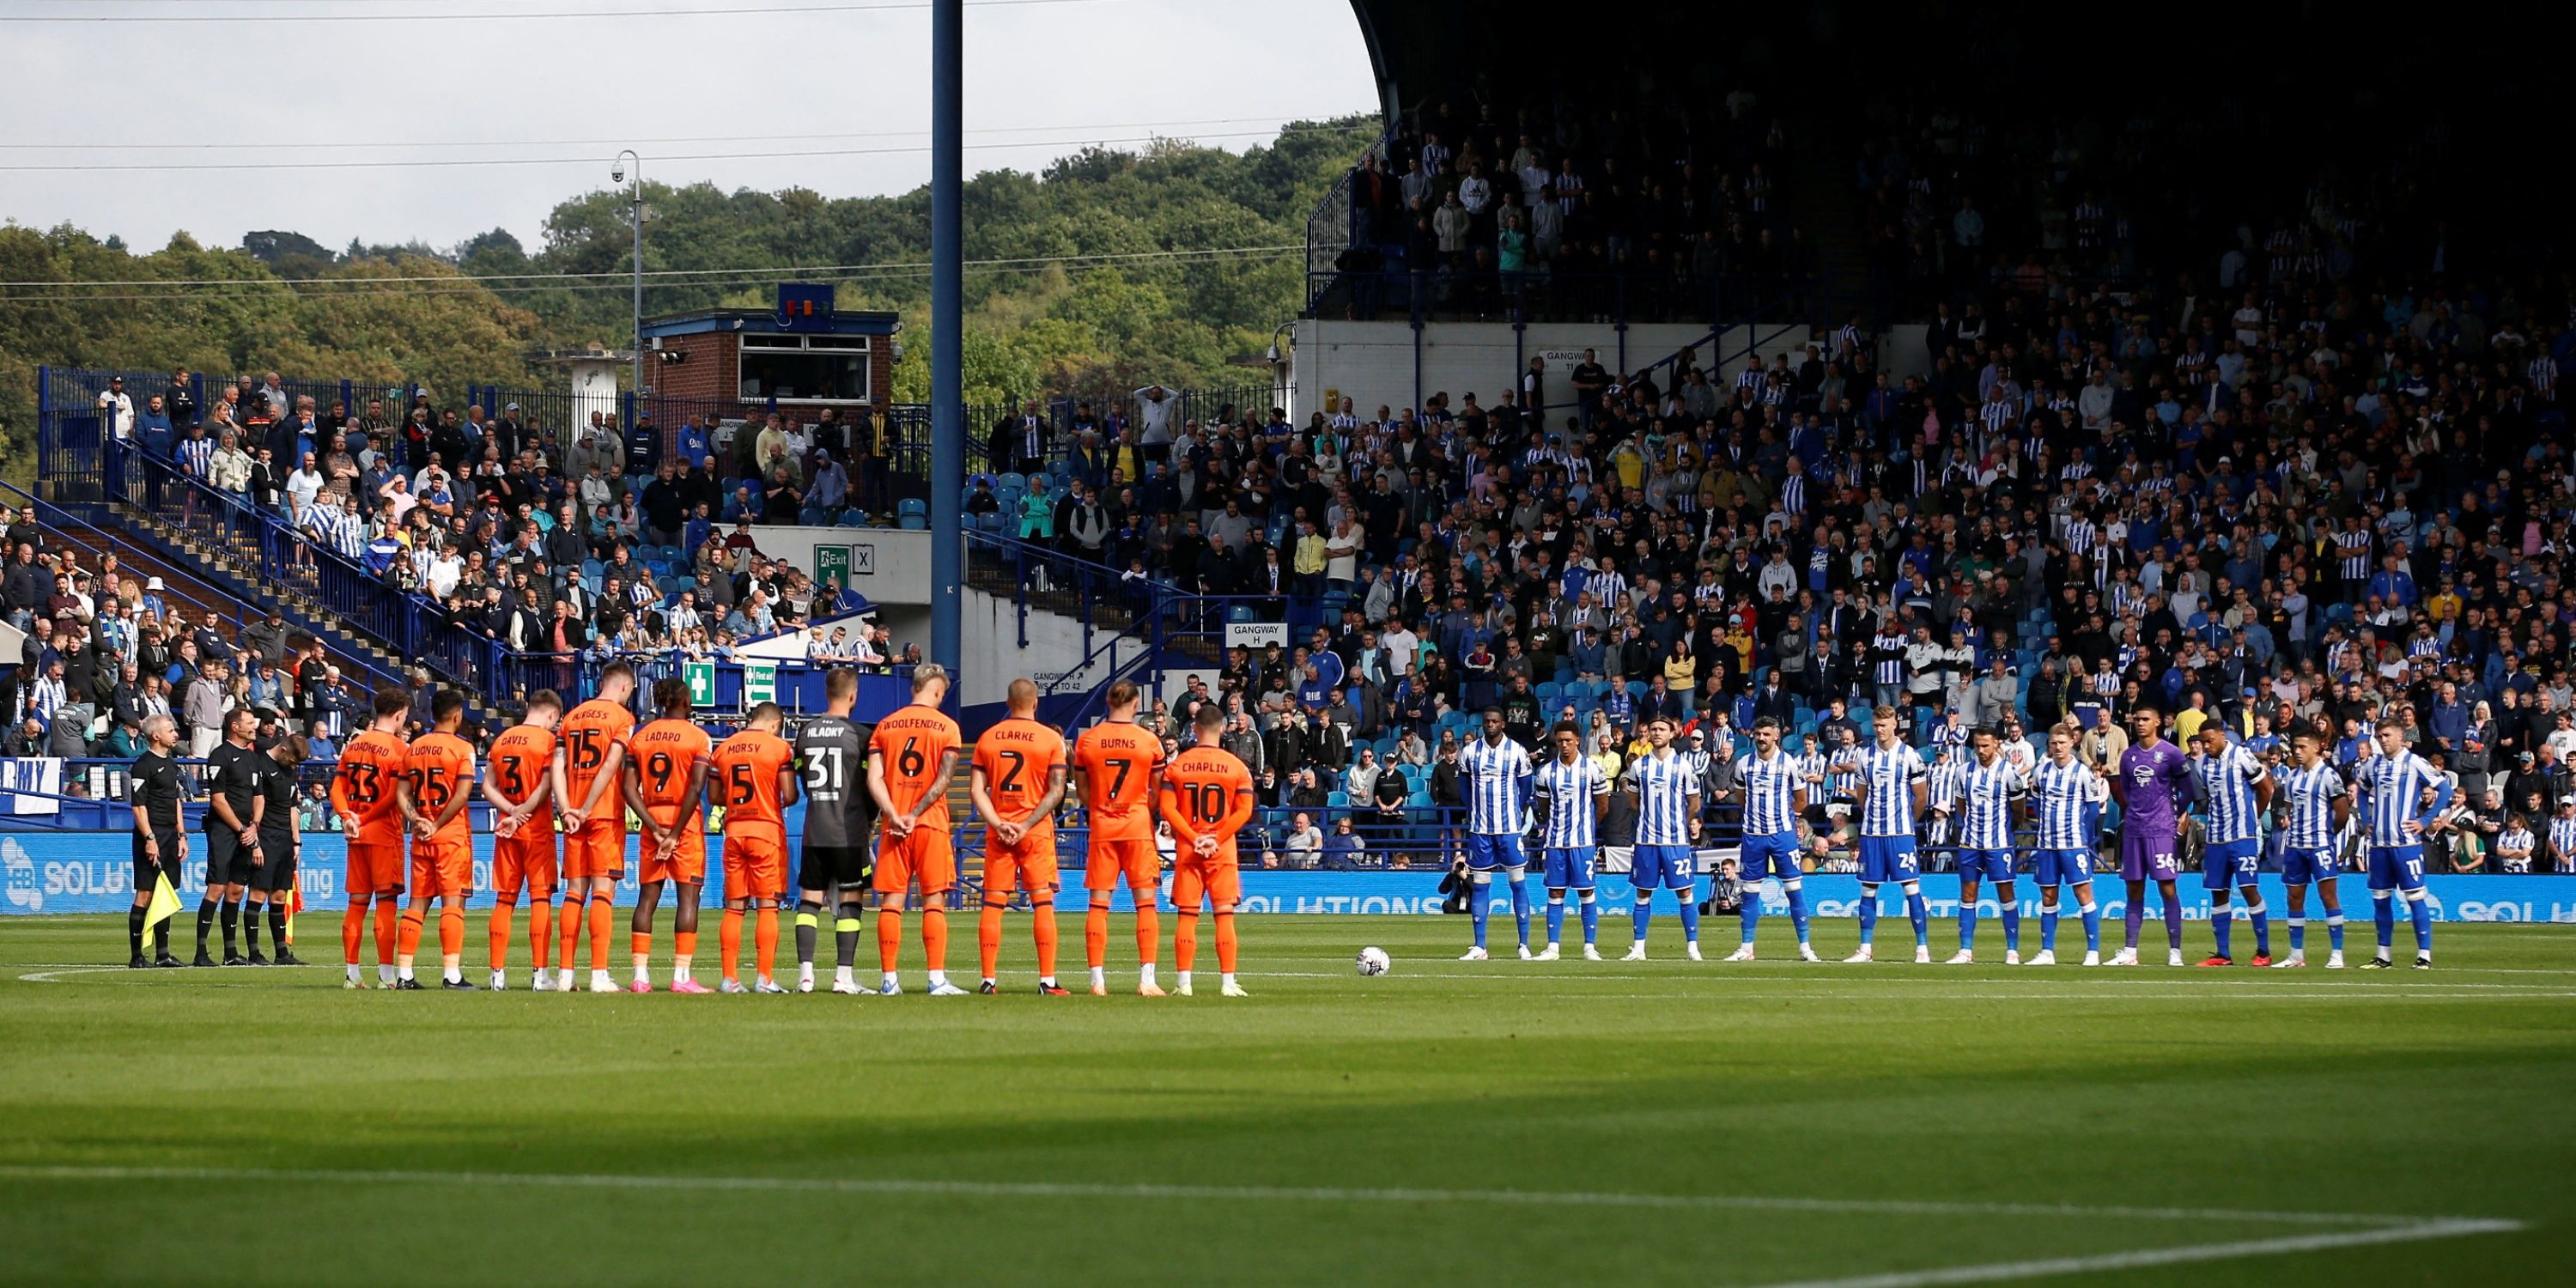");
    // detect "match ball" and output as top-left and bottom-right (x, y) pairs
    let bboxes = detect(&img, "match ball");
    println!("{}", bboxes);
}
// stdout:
(1355, 946), (1391, 976)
